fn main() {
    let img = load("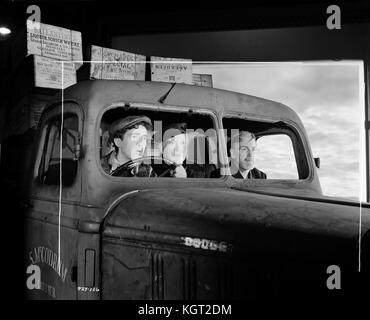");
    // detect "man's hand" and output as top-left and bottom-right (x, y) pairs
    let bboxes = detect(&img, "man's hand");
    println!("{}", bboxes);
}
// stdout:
(173, 165), (187, 178)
